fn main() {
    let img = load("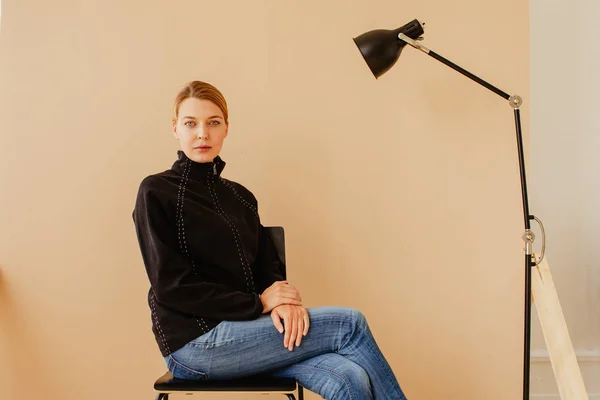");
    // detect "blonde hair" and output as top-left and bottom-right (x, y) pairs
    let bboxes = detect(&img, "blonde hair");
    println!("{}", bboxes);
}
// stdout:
(172, 81), (229, 124)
